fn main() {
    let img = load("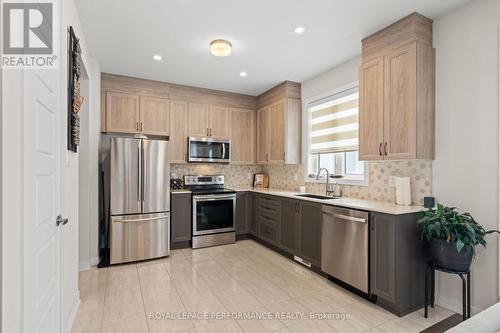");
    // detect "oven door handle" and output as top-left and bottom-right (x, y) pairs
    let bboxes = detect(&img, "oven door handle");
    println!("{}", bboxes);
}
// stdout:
(193, 194), (236, 201)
